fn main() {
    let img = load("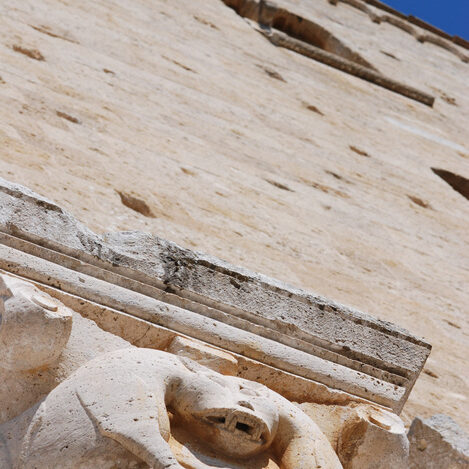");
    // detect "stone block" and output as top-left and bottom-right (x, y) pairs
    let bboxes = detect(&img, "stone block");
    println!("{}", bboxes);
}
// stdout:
(408, 414), (469, 469)
(302, 402), (409, 468)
